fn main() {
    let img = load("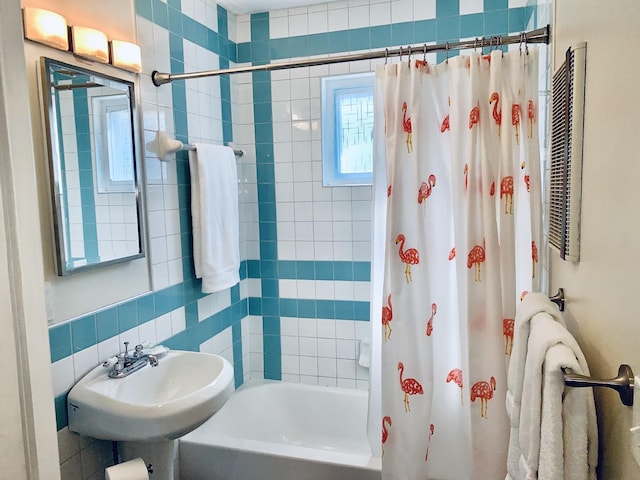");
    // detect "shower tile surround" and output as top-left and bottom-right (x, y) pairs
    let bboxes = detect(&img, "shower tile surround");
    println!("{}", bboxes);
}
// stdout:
(47, 0), (537, 476)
